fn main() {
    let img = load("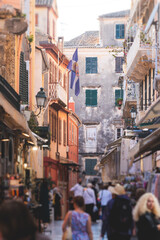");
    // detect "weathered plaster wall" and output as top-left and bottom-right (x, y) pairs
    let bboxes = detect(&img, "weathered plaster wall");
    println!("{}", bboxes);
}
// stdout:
(0, 33), (15, 88)
(64, 47), (122, 172)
